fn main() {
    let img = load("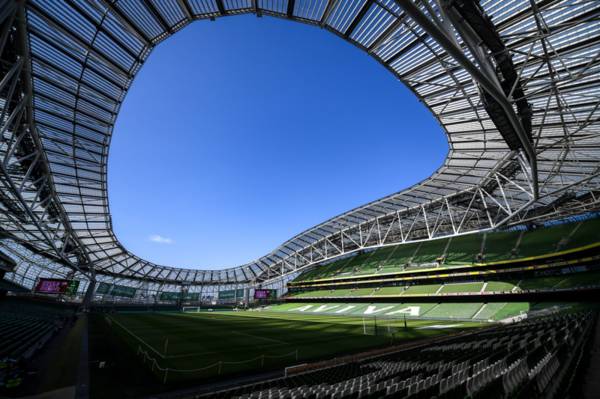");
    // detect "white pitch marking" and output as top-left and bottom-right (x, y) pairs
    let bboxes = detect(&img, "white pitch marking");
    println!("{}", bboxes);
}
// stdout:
(385, 306), (421, 317)
(363, 305), (394, 315)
